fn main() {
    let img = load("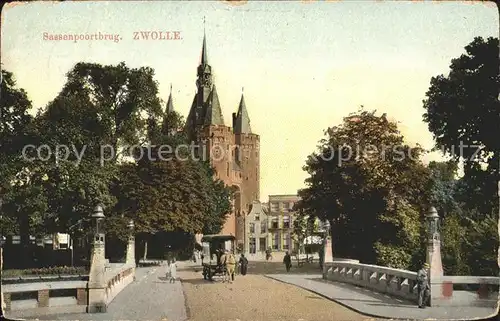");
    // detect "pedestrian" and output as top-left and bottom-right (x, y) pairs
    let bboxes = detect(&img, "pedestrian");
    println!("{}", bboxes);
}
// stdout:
(222, 250), (236, 283)
(283, 251), (292, 272)
(265, 247), (273, 261)
(169, 259), (178, 283)
(417, 263), (430, 308)
(239, 253), (249, 276)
